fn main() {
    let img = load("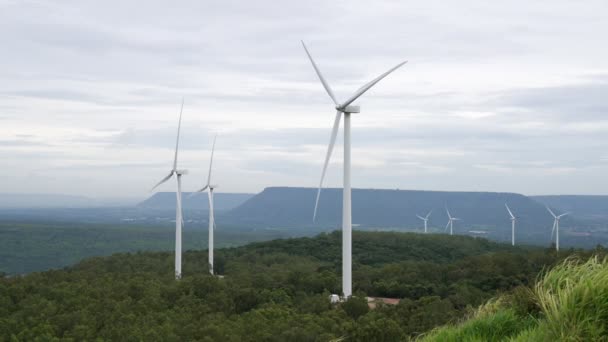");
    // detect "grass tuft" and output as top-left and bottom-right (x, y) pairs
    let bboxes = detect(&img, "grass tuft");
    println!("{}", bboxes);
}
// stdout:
(419, 255), (608, 341)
